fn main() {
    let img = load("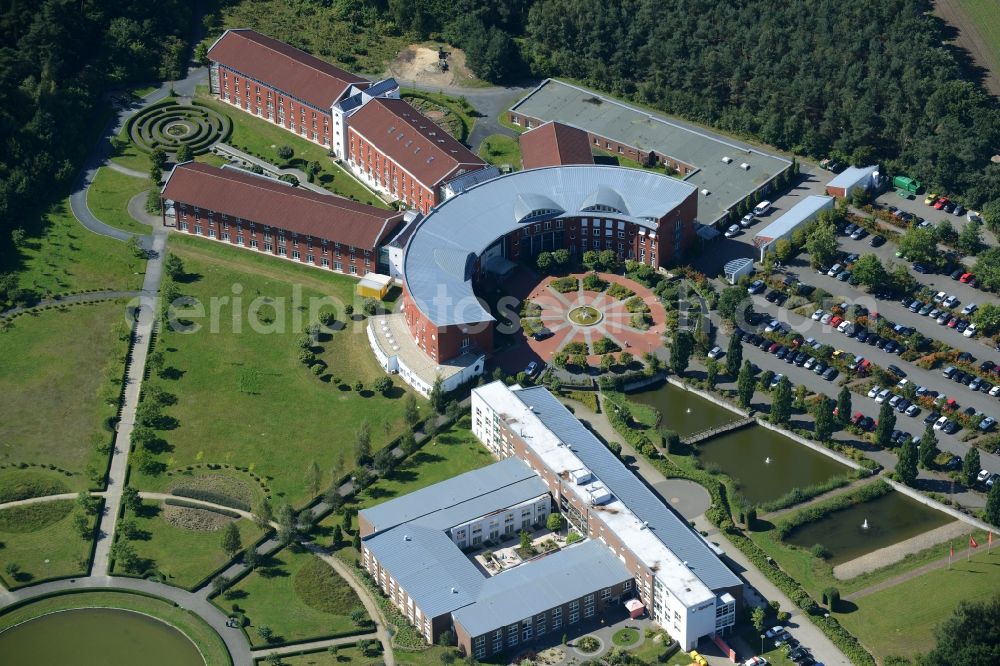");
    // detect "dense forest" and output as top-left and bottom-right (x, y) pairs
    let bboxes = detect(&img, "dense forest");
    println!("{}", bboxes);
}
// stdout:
(378, 0), (1000, 209)
(0, 0), (191, 260)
